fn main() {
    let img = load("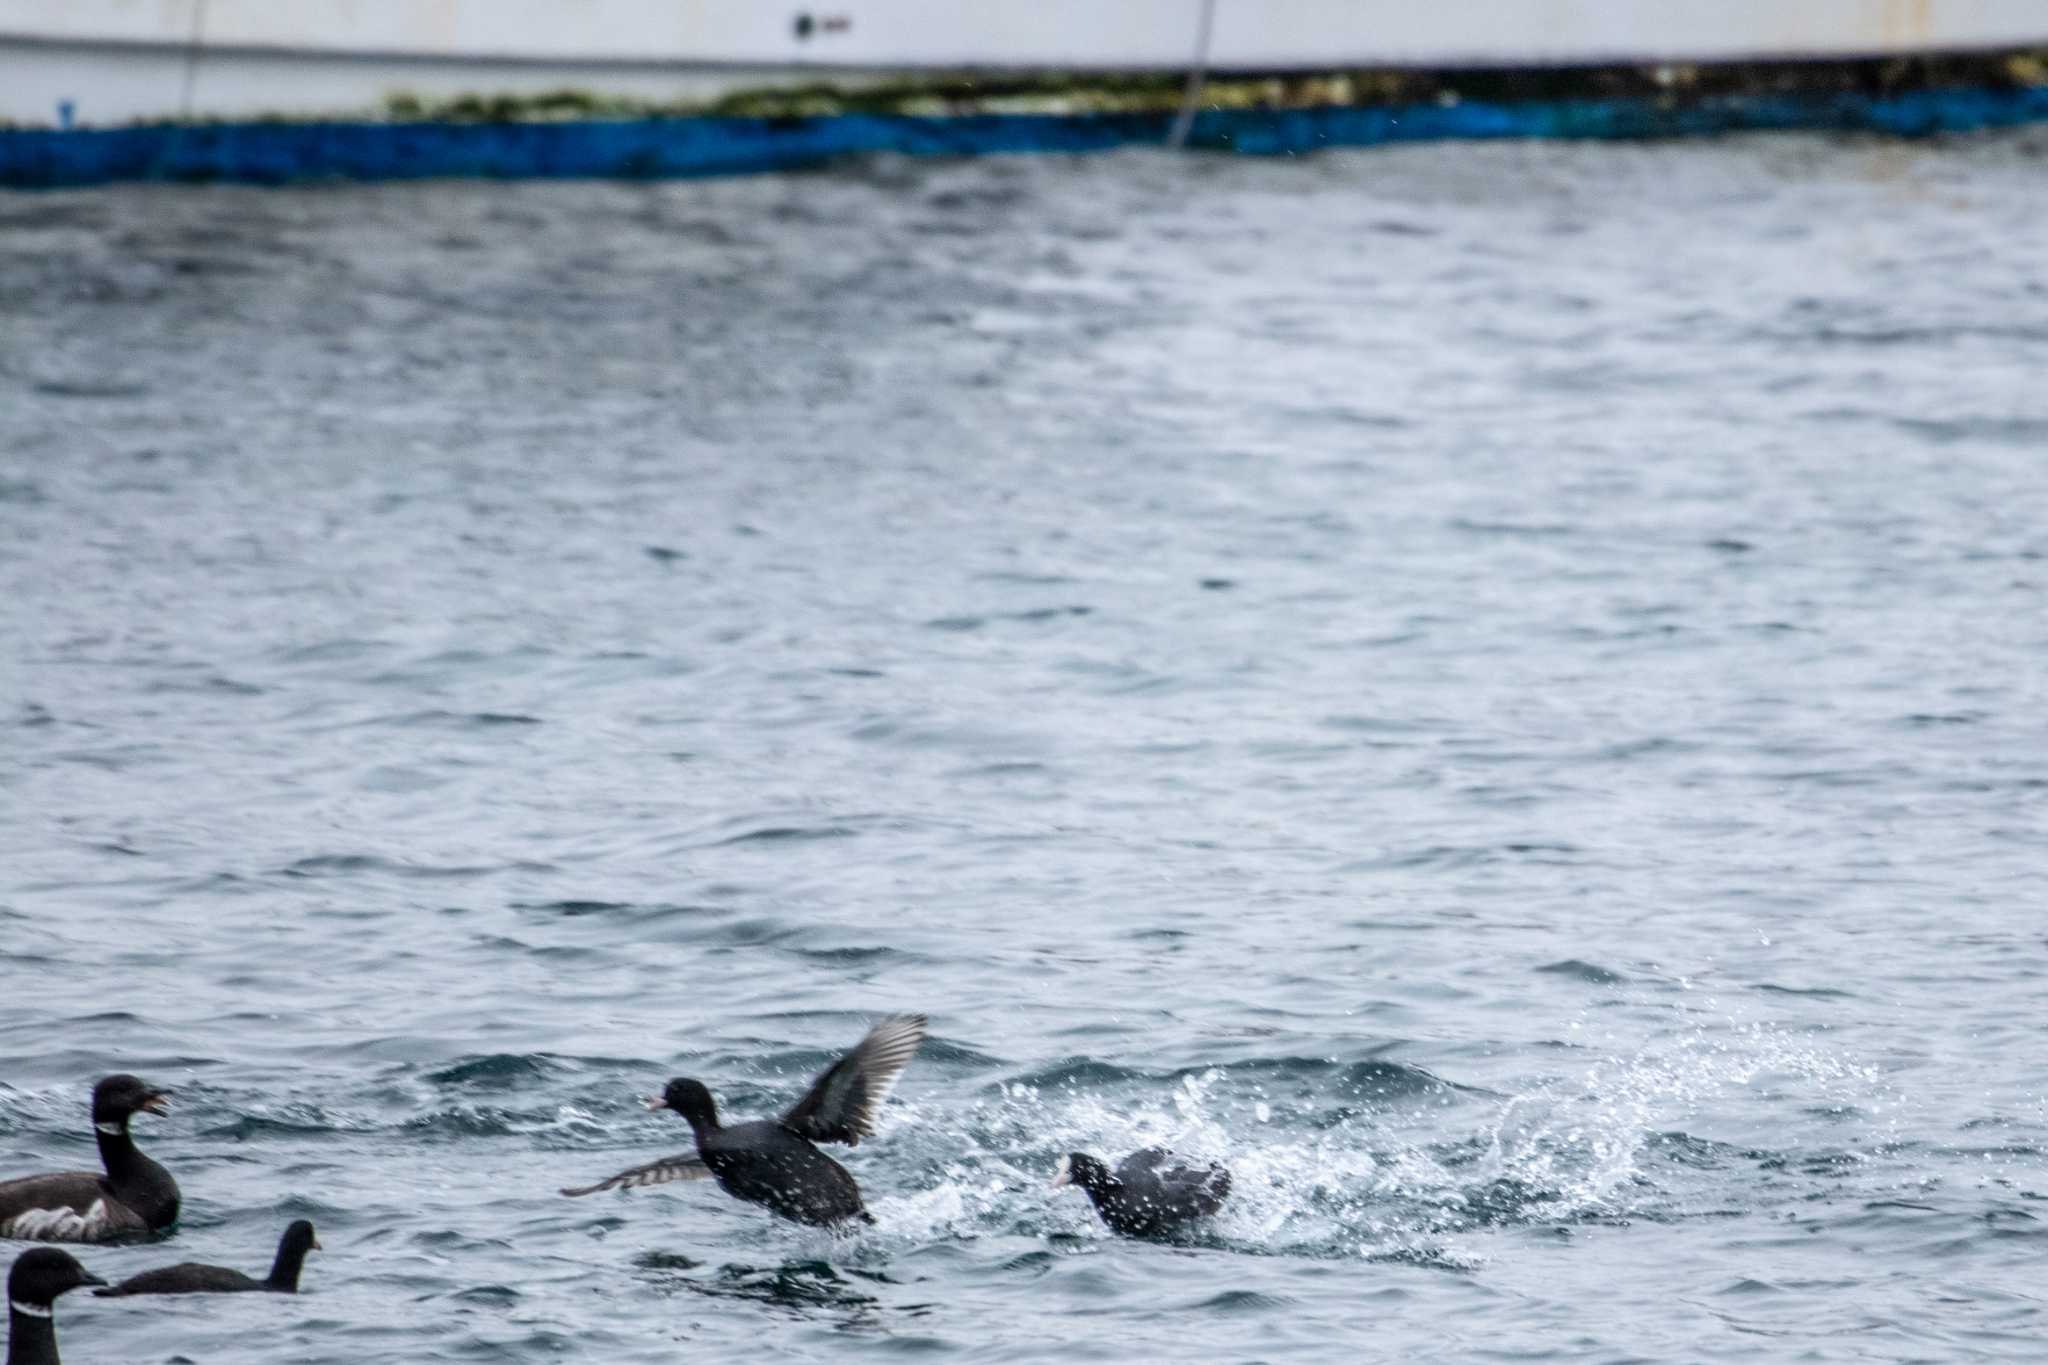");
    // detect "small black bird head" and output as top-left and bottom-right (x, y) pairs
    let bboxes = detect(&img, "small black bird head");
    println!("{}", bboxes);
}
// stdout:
(9, 1248), (106, 1307)
(92, 1074), (170, 1125)
(267, 1219), (321, 1292)
(1050, 1152), (1113, 1195)
(649, 1078), (720, 1131)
